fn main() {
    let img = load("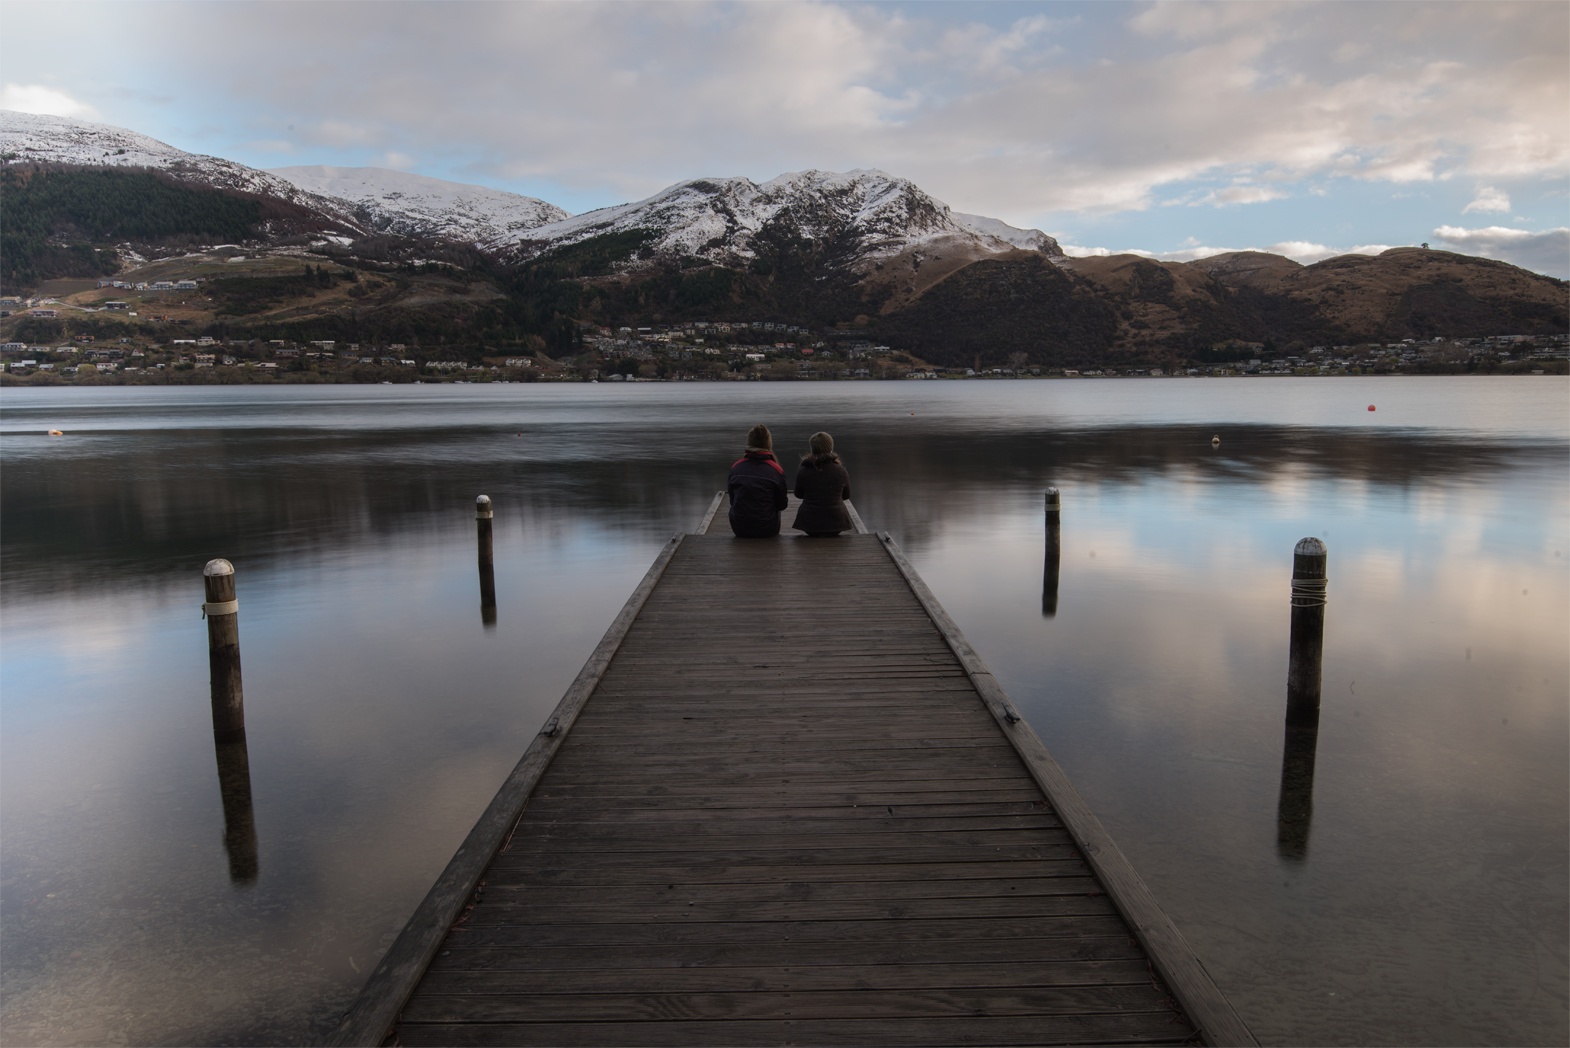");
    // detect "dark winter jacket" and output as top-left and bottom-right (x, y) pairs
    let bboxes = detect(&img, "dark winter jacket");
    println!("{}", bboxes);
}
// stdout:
(792, 453), (852, 534)
(728, 450), (788, 537)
